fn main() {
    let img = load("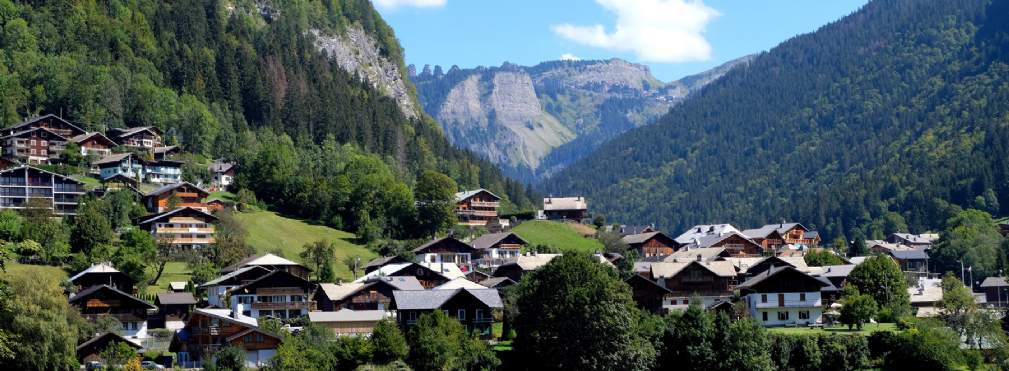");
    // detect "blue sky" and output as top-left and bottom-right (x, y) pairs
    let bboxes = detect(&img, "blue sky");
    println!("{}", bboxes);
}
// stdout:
(376, 0), (868, 82)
